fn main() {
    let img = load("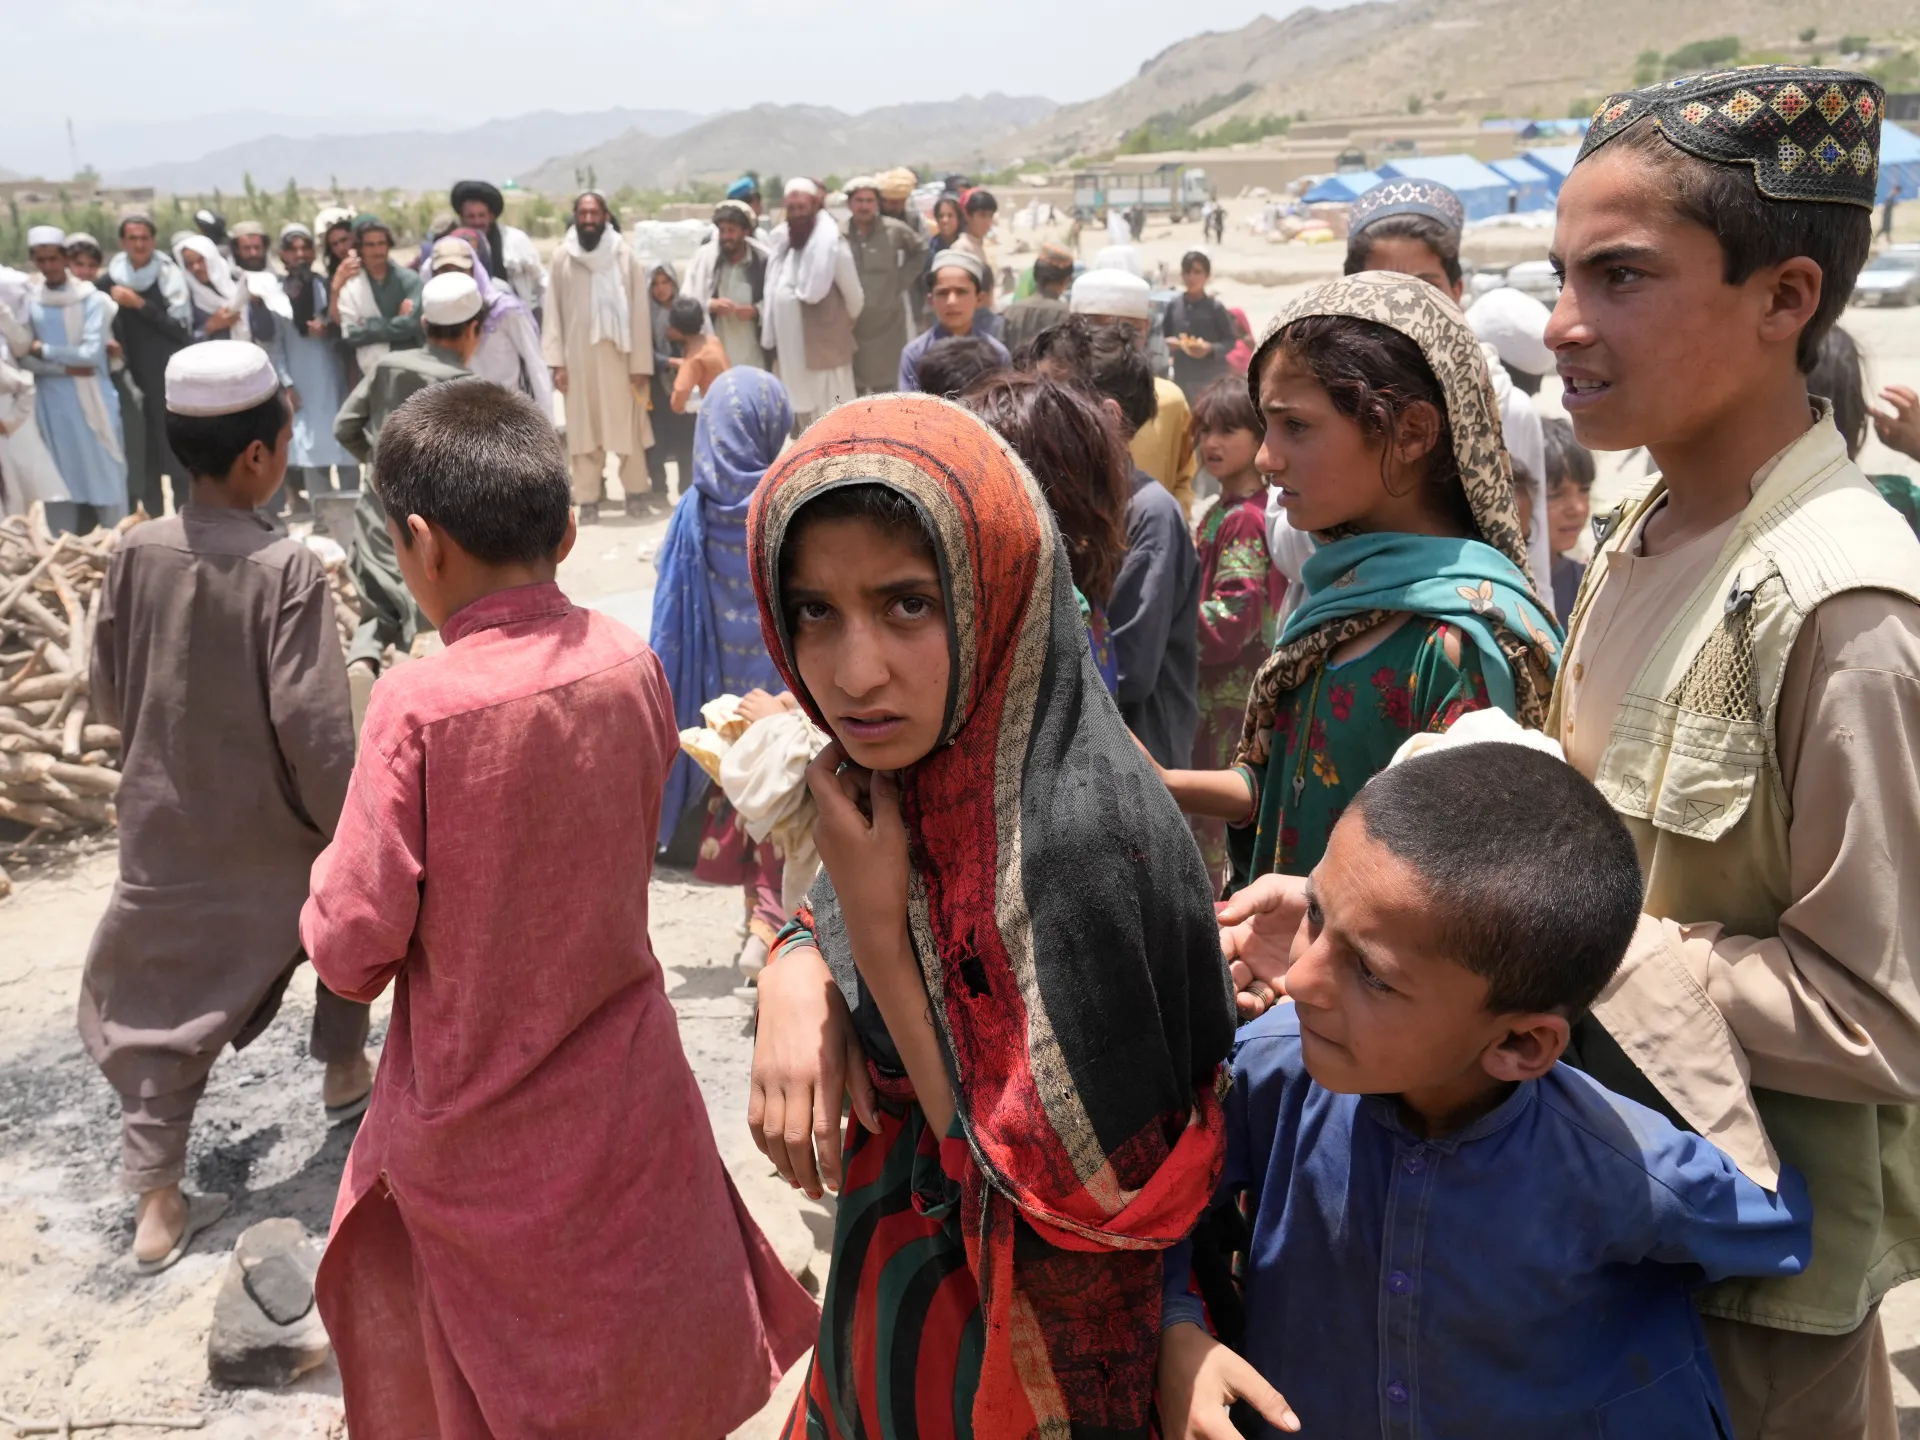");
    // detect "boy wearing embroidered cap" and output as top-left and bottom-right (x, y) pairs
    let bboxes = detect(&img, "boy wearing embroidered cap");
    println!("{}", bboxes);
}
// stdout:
(895, 249), (1008, 392)
(1539, 67), (1919, 1435)
(80, 341), (369, 1272)
(331, 272), (487, 721)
